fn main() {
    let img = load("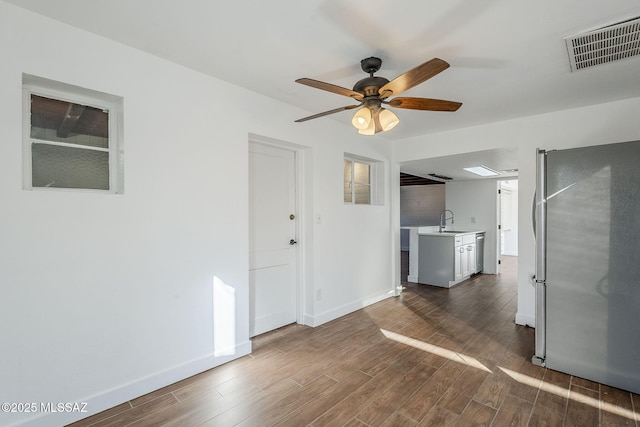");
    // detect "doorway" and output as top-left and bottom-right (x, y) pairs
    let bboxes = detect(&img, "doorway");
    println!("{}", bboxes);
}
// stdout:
(498, 179), (518, 274)
(248, 141), (299, 337)
(499, 180), (518, 256)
